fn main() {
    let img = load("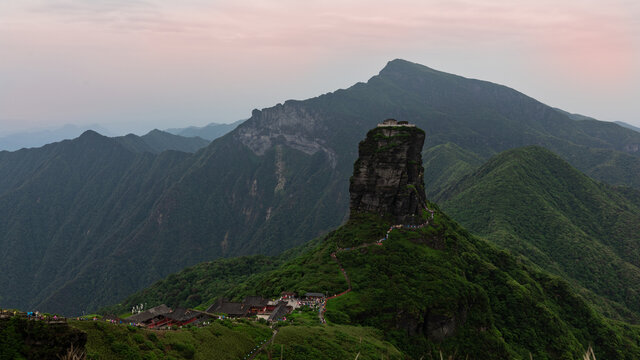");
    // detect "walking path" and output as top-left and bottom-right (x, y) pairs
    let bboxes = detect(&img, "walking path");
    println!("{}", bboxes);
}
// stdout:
(319, 203), (435, 324)
(245, 328), (278, 360)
